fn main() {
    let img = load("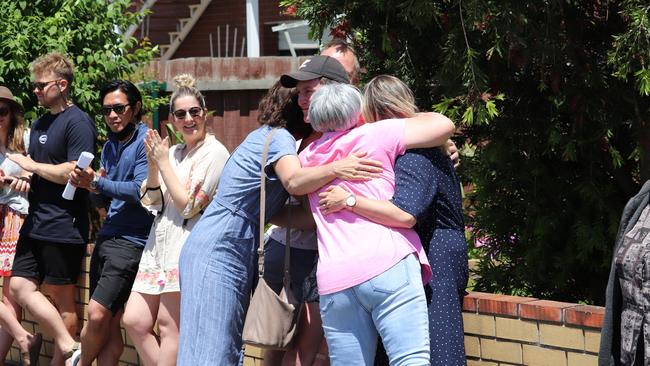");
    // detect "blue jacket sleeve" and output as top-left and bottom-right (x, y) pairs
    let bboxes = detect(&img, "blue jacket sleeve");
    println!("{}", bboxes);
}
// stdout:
(95, 141), (148, 203)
